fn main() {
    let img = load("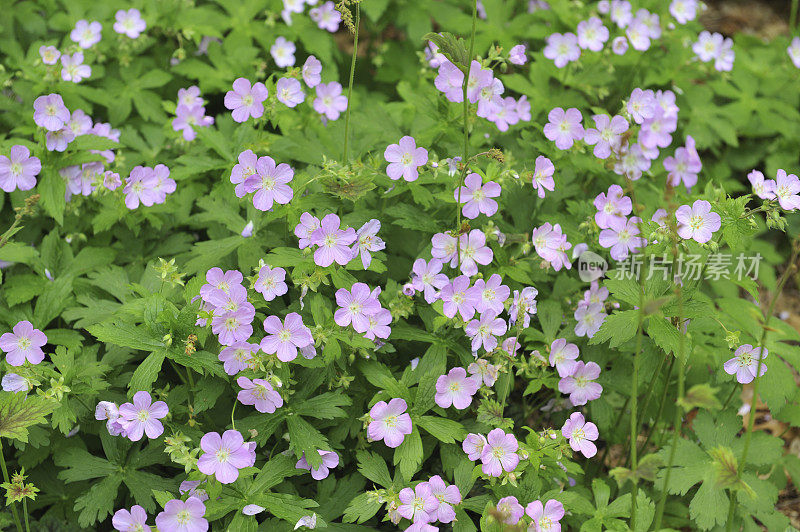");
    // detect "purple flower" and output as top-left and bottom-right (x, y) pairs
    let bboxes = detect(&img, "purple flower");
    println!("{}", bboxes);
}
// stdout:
(594, 184), (632, 229)
(562, 412), (599, 458)
(627, 88), (656, 124)
(543, 33), (580, 68)
(598, 216), (645, 261)
(114, 9), (146, 39)
(2, 374), (29, 393)
(693, 31), (722, 62)
(440, 275), (479, 320)
(462, 433), (487, 461)
(532, 156), (555, 198)
(352, 219), (386, 268)
(670, 0), (698, 24)
(197, 430), (256, 484)
(112, 505), (150, 532)
(466, 311), (507, 352)
(431, 232), (458, 267)
(271, 37), (296, 68)
(497, 496), (525, 525)
(434, 60), (464, 103)
(45, 127), (75, 152)
(156, 497), (207, 532)
(411, 258), (449, 303)
(775, 169), (800, 211)
(310, 1), (341, 32)
(0, 321), (46, 366)
(70, 20), (102, 48)
(295, 212), (321, 249)
(610, 0), (633, 28)
(574, 302), (606, 338)
(466, 60), (493, 103)
(435, 367), (480, 409)
(261, 312), (313, 362)
(364, 308), (391, 341)
(243, 156), (294, 211)
(663, 135), (702, 190)
(179, 481), (209, 502)
(297, 450), (339, 480)
(123, 166), (159, 209)
(311, 214), (357, 266)
(676, 200), (721, 243)
(747, 170), (776, 200)
(468, 359), (499, 388)
(577, 17), (609, 51)
(789, 37), (800, 68)
(724, 344), (768, 384)
(612, 36), (629, 55)
(242, 220), (254, 238)
(456, 173), (501, 219)
(427, 475), (461, 523)
(457, 229), (494, 276)
(237, 376), (283, 413)
(334, 282), (381, 333)
(368, 398), (413, 448)
(385, 136), (428, 181)
(61, 52), (91, 82)
(550, 338), (579, 377)
(224, 78), (269, 123)
(509, 44), (527, 65)
(640, 108), (677, 150)
(398, 483), (438, 523)
(472, 274), (510, 315)
(172, 105), (214, 141)
(230, 149), (258, 198)
(558, 361), (603, 405)
(255, 265), (288, 301)
(67, 109), (92, 136)
(39, 45), (60, 65)
(313, 82), (348, 120)
(33, 94), (70, 131)
(178, 86), (203, 107)
(543, 107), (584, 150)
(425, 42), (447, 68)
(626, 21), (651, 51)
(118, 391), (168, 441)
(211, 306), (255, 346)
(509, 286), (538, 327)
(614, 143), (651, 180)
(302, 55), (322, 88)
(526, 499), (565, 532)
(583, 114), (628, 159)
(218, 342), (259, 375)
(276, 77), (305, 107)
(0, 145), (41, 192)
(480, 428), (519, 477)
